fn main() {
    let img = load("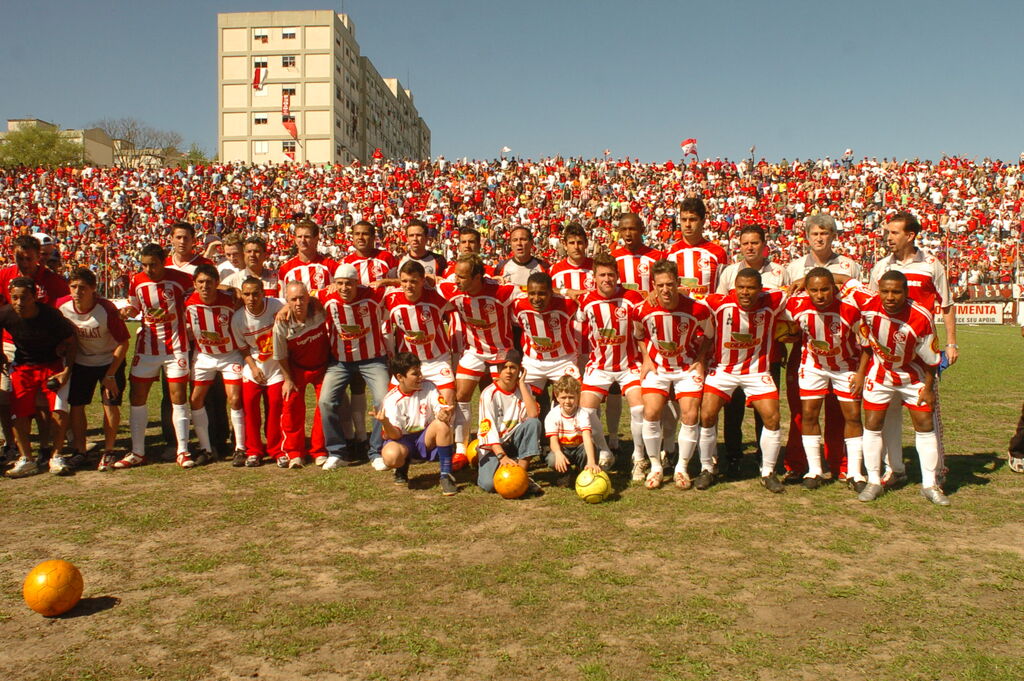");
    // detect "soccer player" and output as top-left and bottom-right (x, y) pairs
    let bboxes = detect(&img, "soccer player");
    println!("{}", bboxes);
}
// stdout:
(495, 226), (548, 286)
(166, 222), (215, 276)
(550, 223), (595, 297)
(376, 352), (457, 495)
(272, 281), (329, 468)
(0, 278), (77, 478)
(185, 264), (245, 466)
(222, 236), (280, 297)
(438, 254), (519, 457)
(783, 213), (863, 481)
(231, 277), (284, 467)
(667, 197), (728, 299)
(476, 350), (544, 496)
(395, 219), (446, 281)
(782, 268), (867, 490)
(317, 264), (390, 470)
(701, 268), (789, 493)
(612, 213), (665, 293)
(278, 219), (340, 291)
(513, 272), (581, 393)
(56, 268), (130, 471)
(342, 220), (399, 286)
(869, 211), (957, 488)
(849, 271), (948, 505)
(385, 260), (456, 406)
(636, 260), (714, 490)
(577, 253), (647, 480)
(215, 233), (245, 281)
(118, 244), (194, 469)
(440, 227), (496, 281)
(545, 374), (600, 486)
